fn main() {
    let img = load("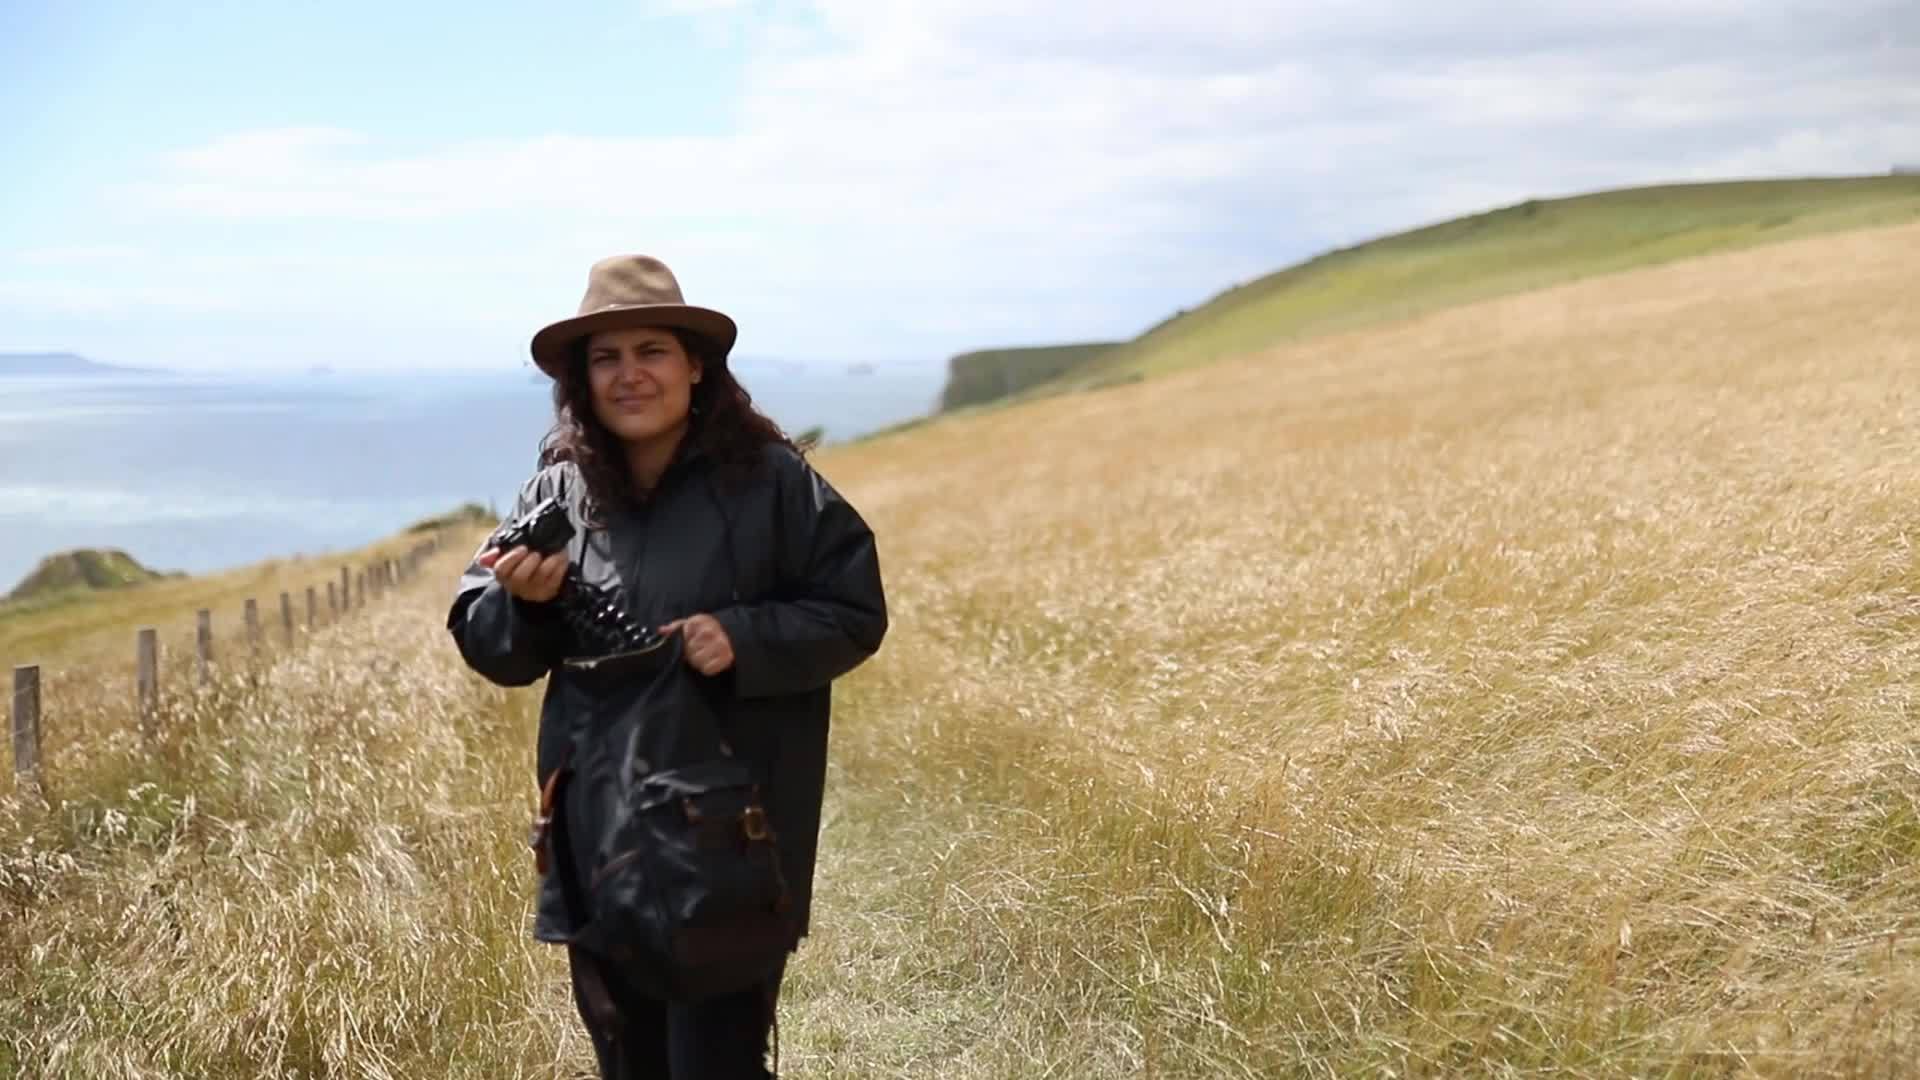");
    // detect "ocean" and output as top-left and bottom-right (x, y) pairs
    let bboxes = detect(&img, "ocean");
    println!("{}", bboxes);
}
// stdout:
(0, 364), (944, 592)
